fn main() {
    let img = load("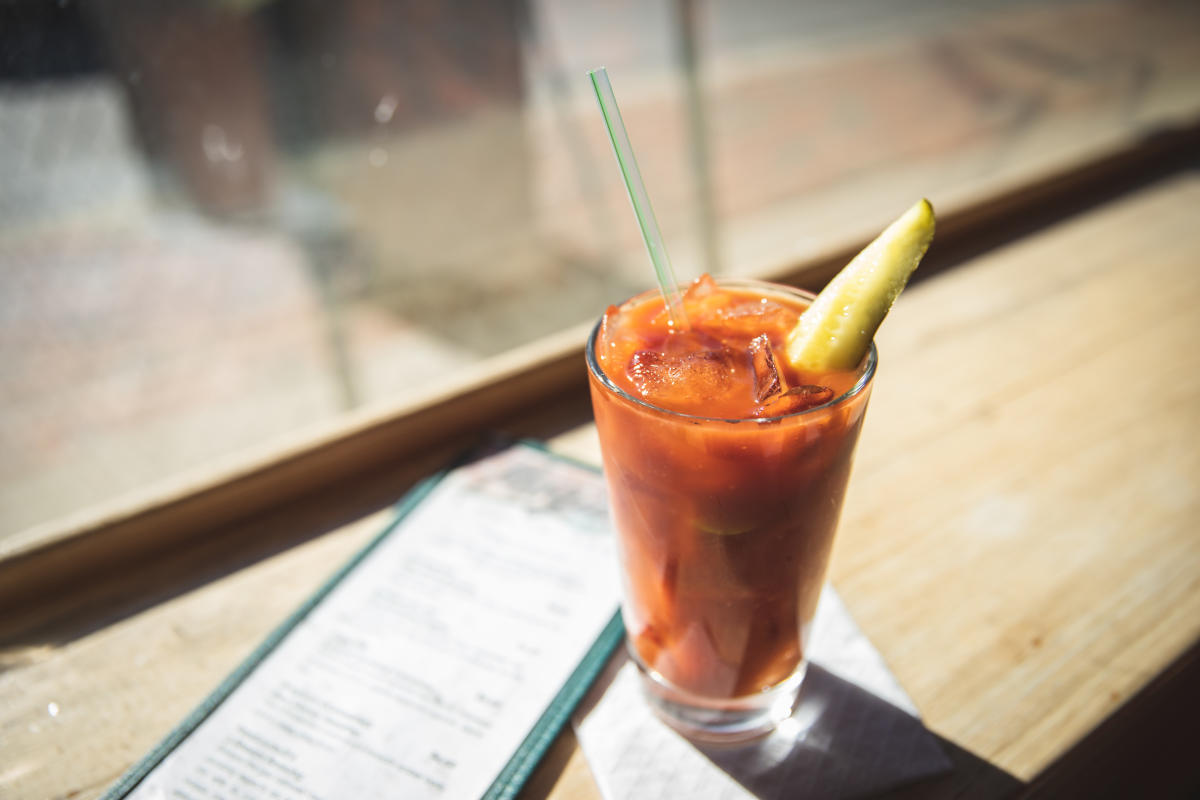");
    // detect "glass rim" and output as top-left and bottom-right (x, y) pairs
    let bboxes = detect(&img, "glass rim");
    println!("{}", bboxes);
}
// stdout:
(585, 278), (877, 425)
